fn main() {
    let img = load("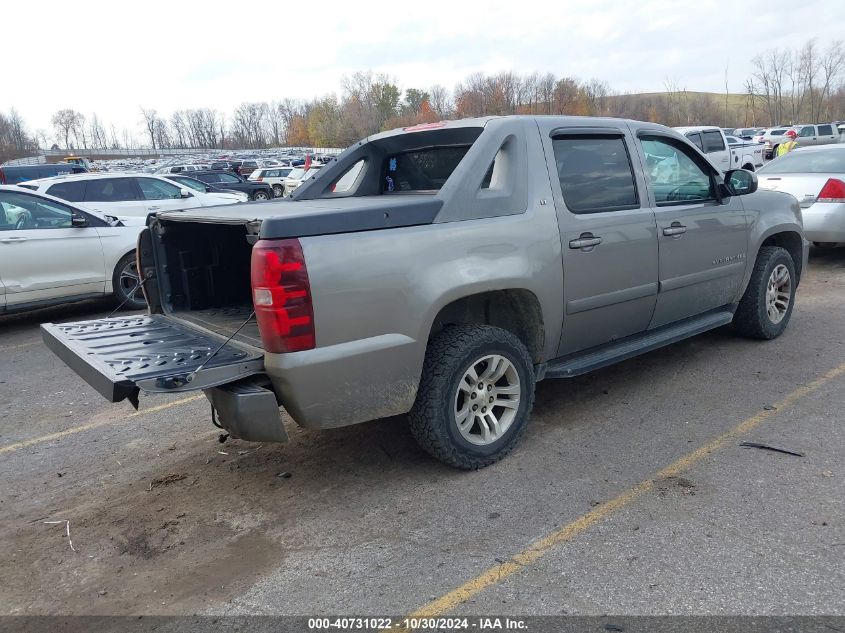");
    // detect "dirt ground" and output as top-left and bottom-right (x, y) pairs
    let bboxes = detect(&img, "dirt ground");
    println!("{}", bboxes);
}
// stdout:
(1, 249), (844, 618)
